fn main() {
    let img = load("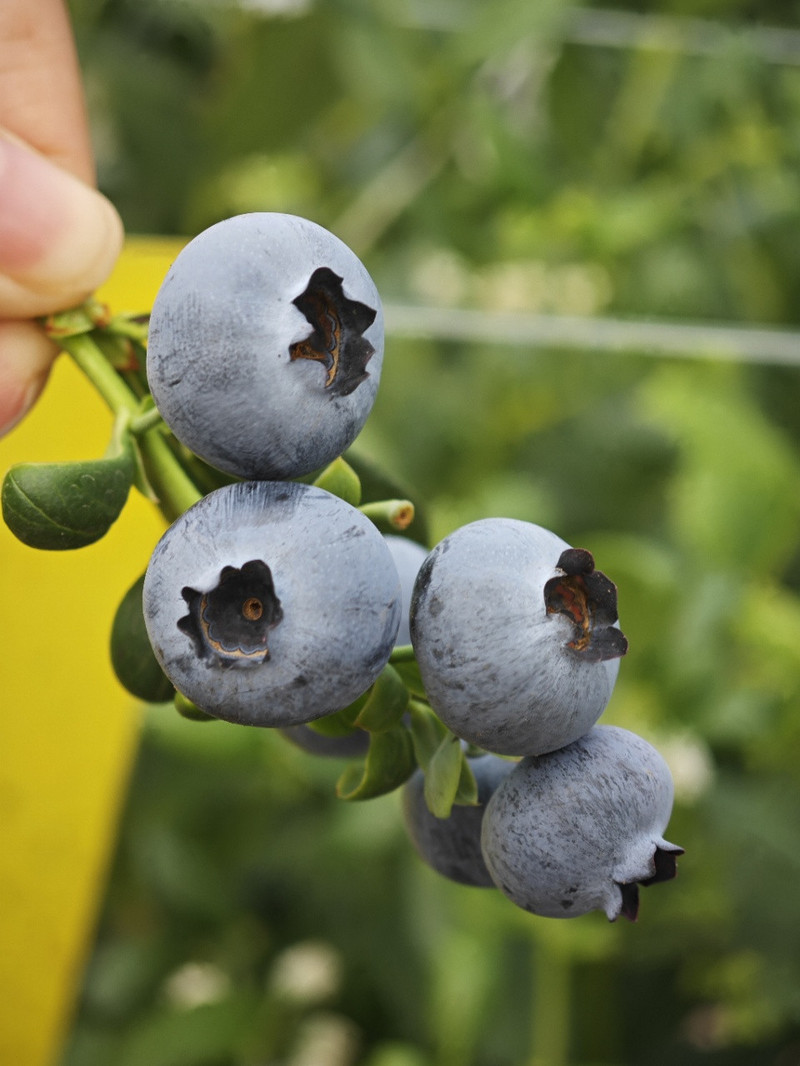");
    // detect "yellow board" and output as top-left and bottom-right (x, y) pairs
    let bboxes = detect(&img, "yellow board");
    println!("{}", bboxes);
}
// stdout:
(0, 237), (185, 1066)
